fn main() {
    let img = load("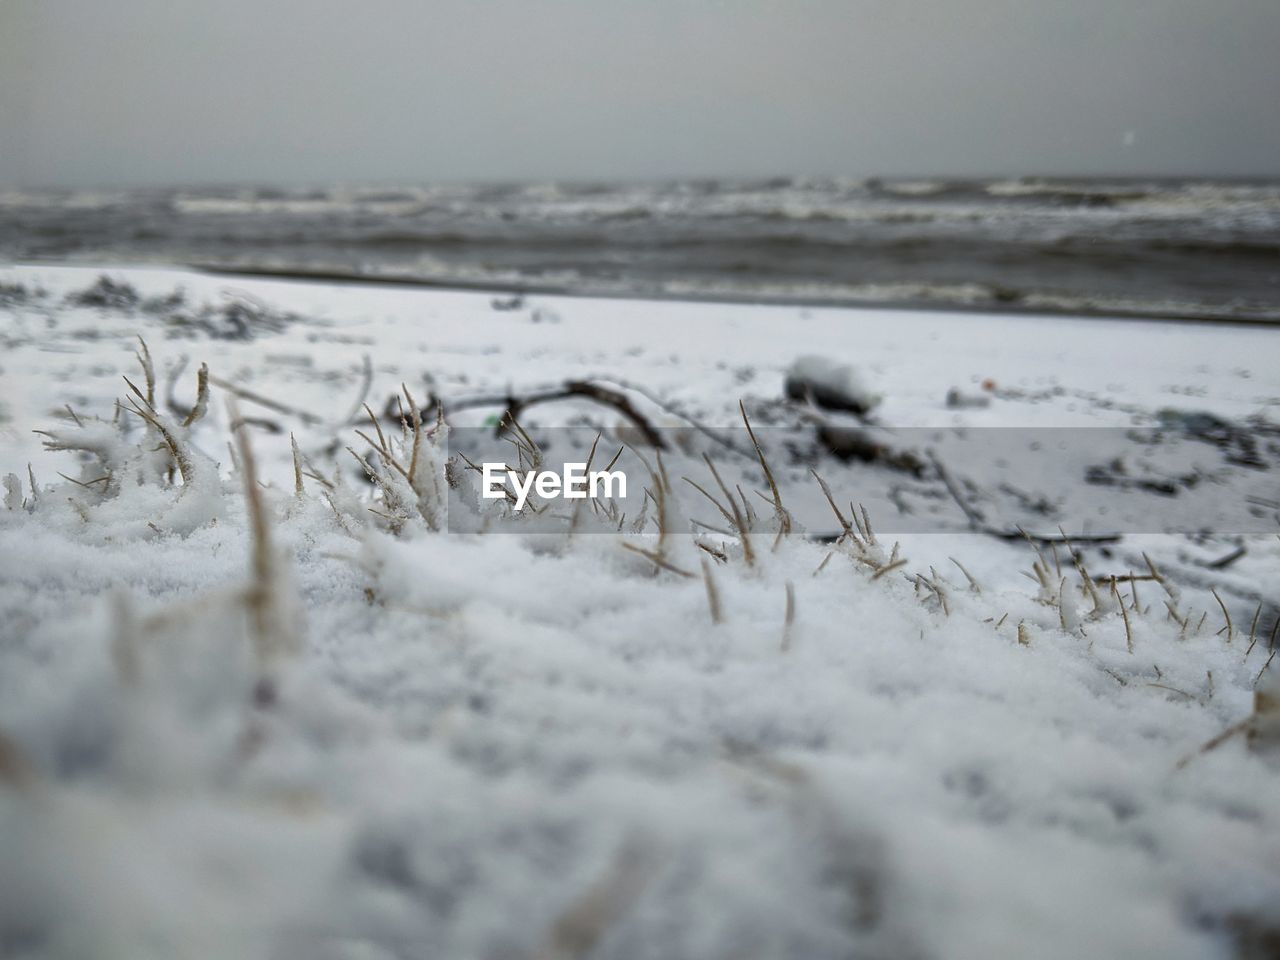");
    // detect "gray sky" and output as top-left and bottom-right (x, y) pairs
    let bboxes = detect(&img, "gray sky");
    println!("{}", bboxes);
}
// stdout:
(2, 0), (1277, 187)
